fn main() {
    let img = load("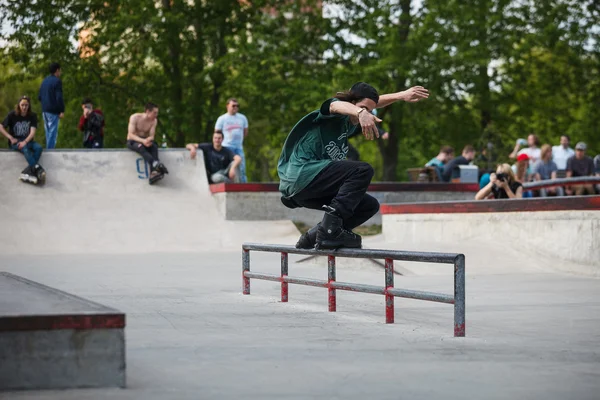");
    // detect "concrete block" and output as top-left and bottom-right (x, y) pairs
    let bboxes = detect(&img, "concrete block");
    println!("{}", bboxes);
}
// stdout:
(0, 272), (126, 390)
